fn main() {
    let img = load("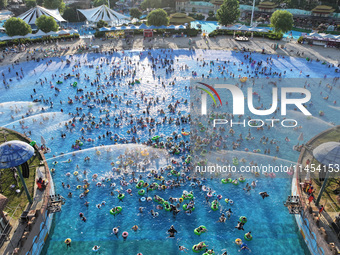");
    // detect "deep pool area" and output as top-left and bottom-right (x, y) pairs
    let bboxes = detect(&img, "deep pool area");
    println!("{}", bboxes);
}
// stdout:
(0, 49), (339, 255)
